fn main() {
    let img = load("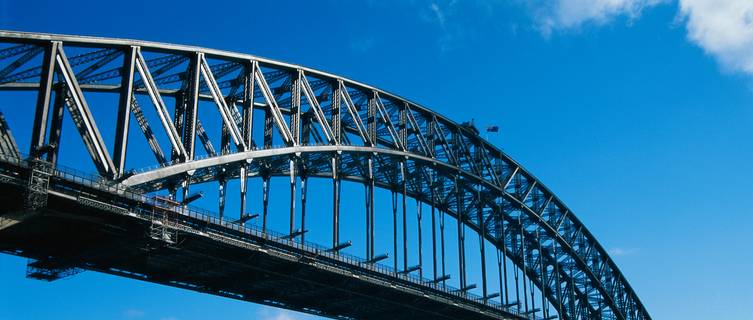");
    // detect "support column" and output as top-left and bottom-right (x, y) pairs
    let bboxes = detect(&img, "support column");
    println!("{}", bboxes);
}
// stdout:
(456, 178), (466, 290)
(113, 46), (136, 176)
(501, 219), (510, 305)
(289, 158), (296, 236)
(179, 53), (200, 203)
(477, 195), (488, 300)
(30, 41), (58, 158)
(496, 249), (505, 305)
(553, 241), (563, 317)
(392, 190), (399, 271)
(181, 177), (191, 205)
(219, 117), (230, 220)
(262, 174), (270, 234)
(366, 93), (376, 263)
(172, 92), (186, 162)
(290, 70), (301, 146)
(370, 158), (375, 259)
(331, 81), (341, 144)
(514, 227), (521, 309)
(538, 230), (548, 318)
(365, 183), (371, 259)
(531, 277), (537, 317)
(183, 53), (200, 161)
(332, 156), (340, 249)
(218, 176), (226, 220)
(300, 174), (307, 244)
(364, 156), (375, 260)
(239, 164), (248, 222)
(46, 86), (64, 165)
(431, 183), (438, 280)
(401, 161), (408, 272)
(569, 266), (576, 317)
(520, 217), (529, 312)
(242, 62), (255, 147)
(440, 208), (446, 286)
(240, 63), (254, 222)
(416, 199), (423, 278)
(264, 104), (273, 149)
